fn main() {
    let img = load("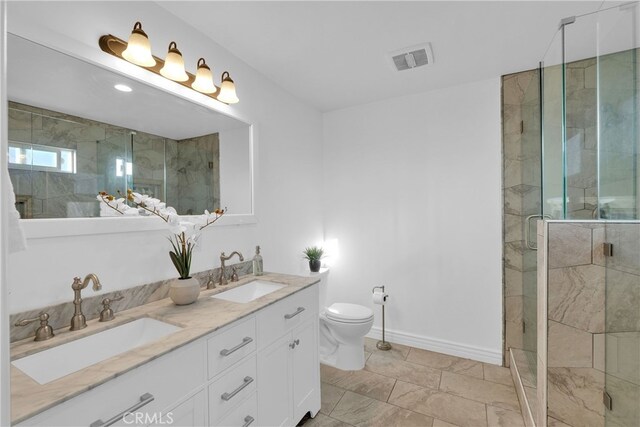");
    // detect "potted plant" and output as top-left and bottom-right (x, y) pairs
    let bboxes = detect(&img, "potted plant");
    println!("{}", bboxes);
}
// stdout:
(98, 189), (225, 305)
(303, 246), (324, 273)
